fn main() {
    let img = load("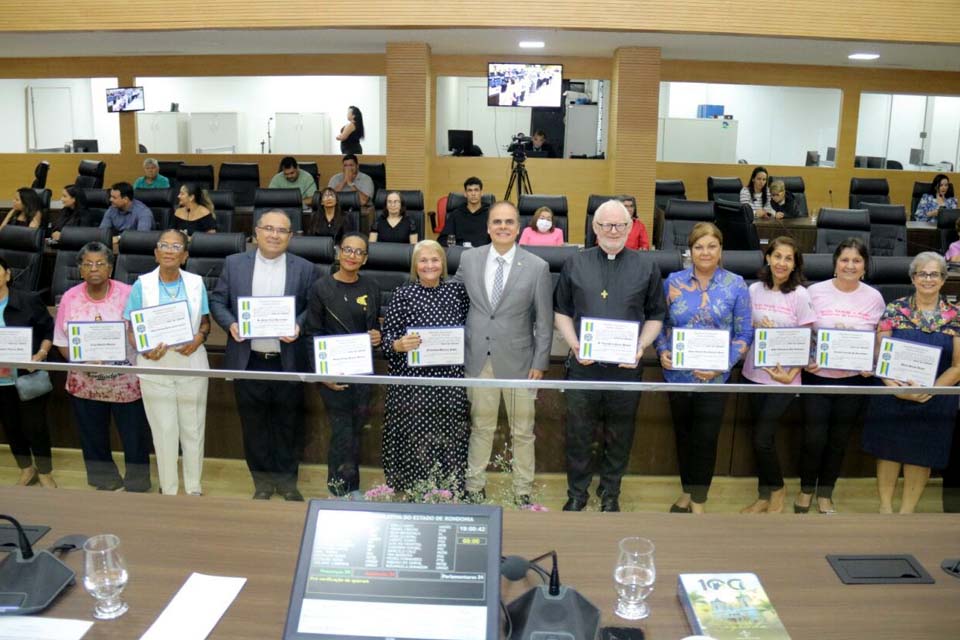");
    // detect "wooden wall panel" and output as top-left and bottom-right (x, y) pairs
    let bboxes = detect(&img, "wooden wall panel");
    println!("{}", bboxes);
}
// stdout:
(386, 43), (430, 191)
(4, 1), (957, 45)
